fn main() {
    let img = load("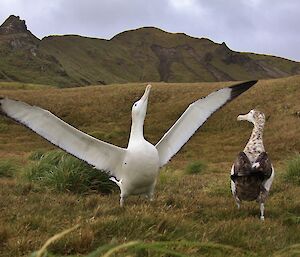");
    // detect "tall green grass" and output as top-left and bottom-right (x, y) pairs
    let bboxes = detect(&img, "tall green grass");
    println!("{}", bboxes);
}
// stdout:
(30, 224), (300, 257)
(30, 224), (253, 257)
(284, 153), (300, 185)
(23, 150), (116, 194)
(0, 159), (18, 178)
(185, 161), (207, 174)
